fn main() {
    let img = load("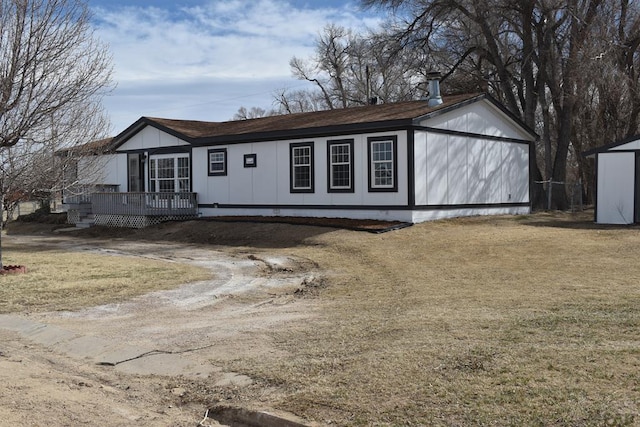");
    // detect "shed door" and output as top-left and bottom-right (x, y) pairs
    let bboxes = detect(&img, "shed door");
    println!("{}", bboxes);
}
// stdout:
(635, 153), (640, 223)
